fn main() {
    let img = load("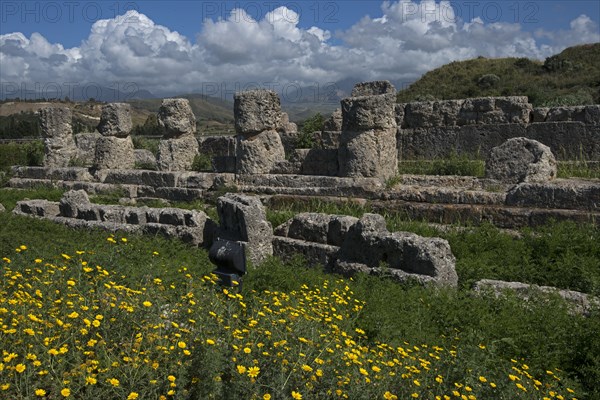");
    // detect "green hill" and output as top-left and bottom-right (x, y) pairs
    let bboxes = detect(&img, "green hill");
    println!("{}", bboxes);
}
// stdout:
(396, 43), (600, 107)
